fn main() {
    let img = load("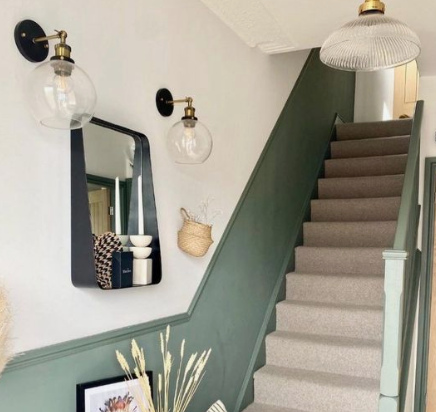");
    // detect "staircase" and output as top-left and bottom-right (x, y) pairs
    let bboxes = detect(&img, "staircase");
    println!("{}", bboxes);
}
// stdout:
(244, 118), (413, 412)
